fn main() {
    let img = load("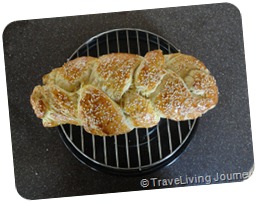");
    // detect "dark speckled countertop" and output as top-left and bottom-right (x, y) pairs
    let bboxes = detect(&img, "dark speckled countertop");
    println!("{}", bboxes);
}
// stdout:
(3, 3), (254, 200)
